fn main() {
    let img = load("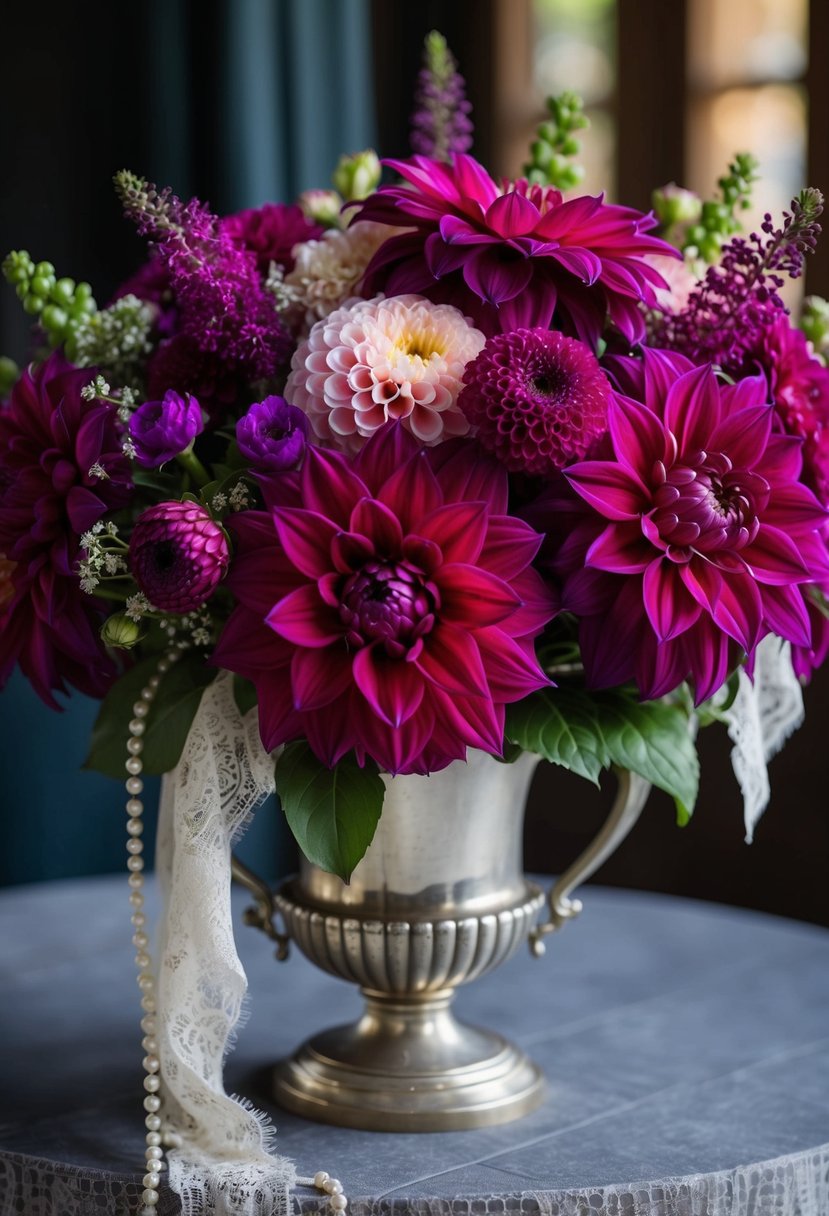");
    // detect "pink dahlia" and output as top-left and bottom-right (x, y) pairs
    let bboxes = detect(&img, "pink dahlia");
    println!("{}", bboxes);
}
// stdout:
(284, 294), (486, 451)
(130, 501), (229, 613)
(0, 354), (133, 707)
(760, 315), (829, 505)
(355, 154), (678, 345)
(458, 328), (610, 475)
(213, 424), (557, 774)
(544, 349), (828, 703)
(220, 203), (323, 275)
